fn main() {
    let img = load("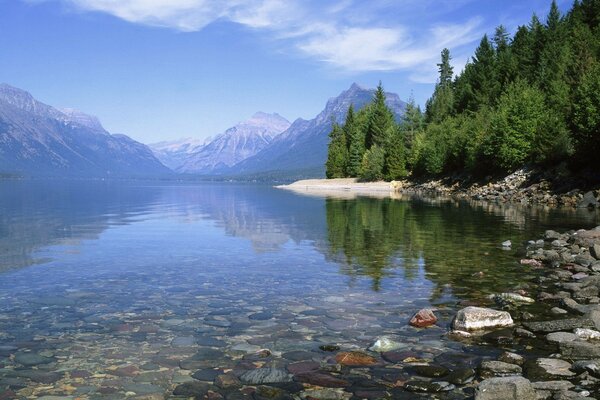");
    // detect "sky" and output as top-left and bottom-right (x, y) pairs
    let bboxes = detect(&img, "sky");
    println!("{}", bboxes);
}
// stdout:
(0, 0), (571, 144)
